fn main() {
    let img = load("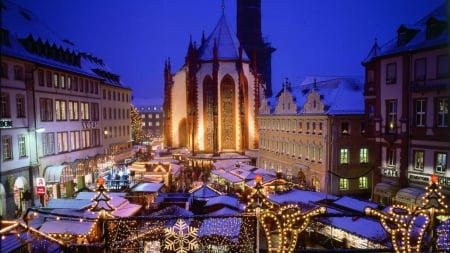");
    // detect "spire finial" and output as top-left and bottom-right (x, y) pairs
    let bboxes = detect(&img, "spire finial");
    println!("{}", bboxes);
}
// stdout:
(221, 0), (225, 15)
